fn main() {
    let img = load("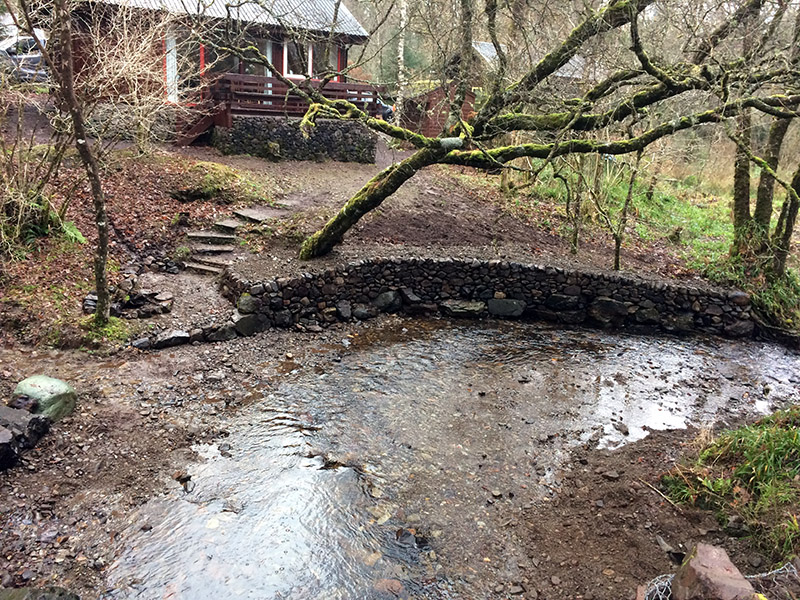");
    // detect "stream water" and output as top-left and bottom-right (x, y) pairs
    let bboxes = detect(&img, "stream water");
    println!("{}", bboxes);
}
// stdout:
(104, 320), (800, 599)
